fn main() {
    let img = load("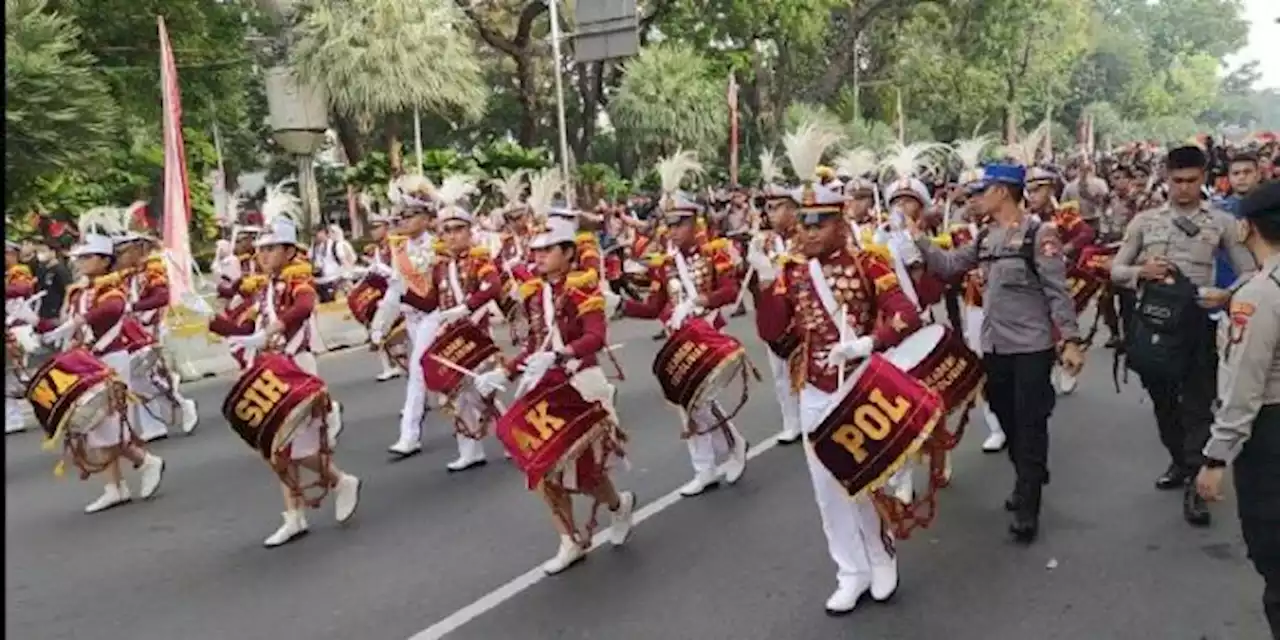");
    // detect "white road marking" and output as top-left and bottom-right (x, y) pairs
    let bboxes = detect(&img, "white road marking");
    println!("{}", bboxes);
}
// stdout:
(406, 433), (785, 640)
